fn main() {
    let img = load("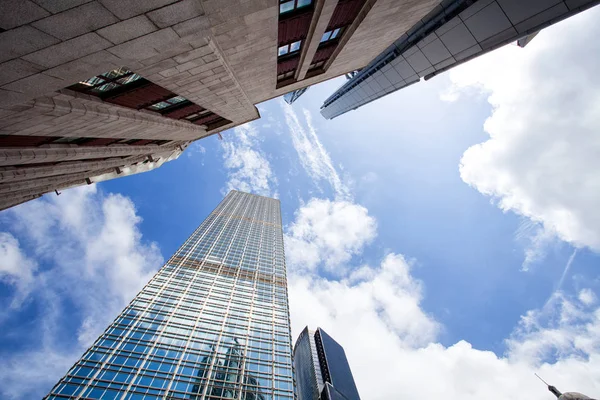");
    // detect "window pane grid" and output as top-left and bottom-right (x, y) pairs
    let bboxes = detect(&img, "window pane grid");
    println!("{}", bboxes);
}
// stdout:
(47, 192), (293, 400)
